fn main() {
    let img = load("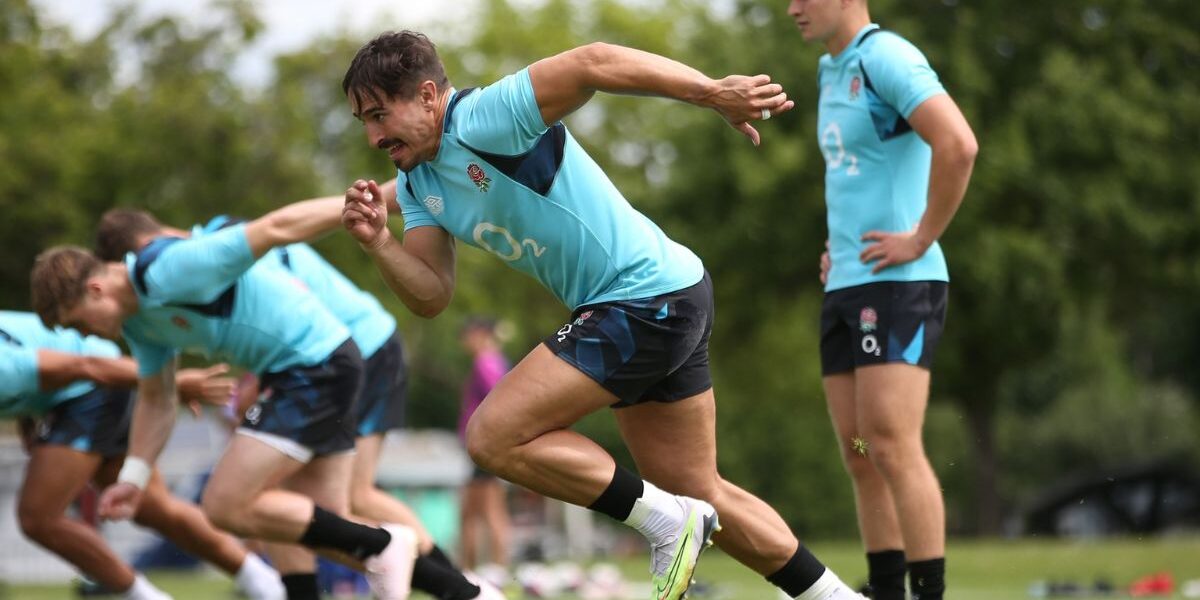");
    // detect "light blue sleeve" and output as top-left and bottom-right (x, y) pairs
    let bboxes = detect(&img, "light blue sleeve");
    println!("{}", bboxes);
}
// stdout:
(143, 224), (255, 303)
(398, 171), (439, 232)
(864, 34), (946, 119)
(0, 345), (40, 398)
(454, 68), (548, 154)
(126, 334), (175, 378)
(79, 335), (122, 359)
